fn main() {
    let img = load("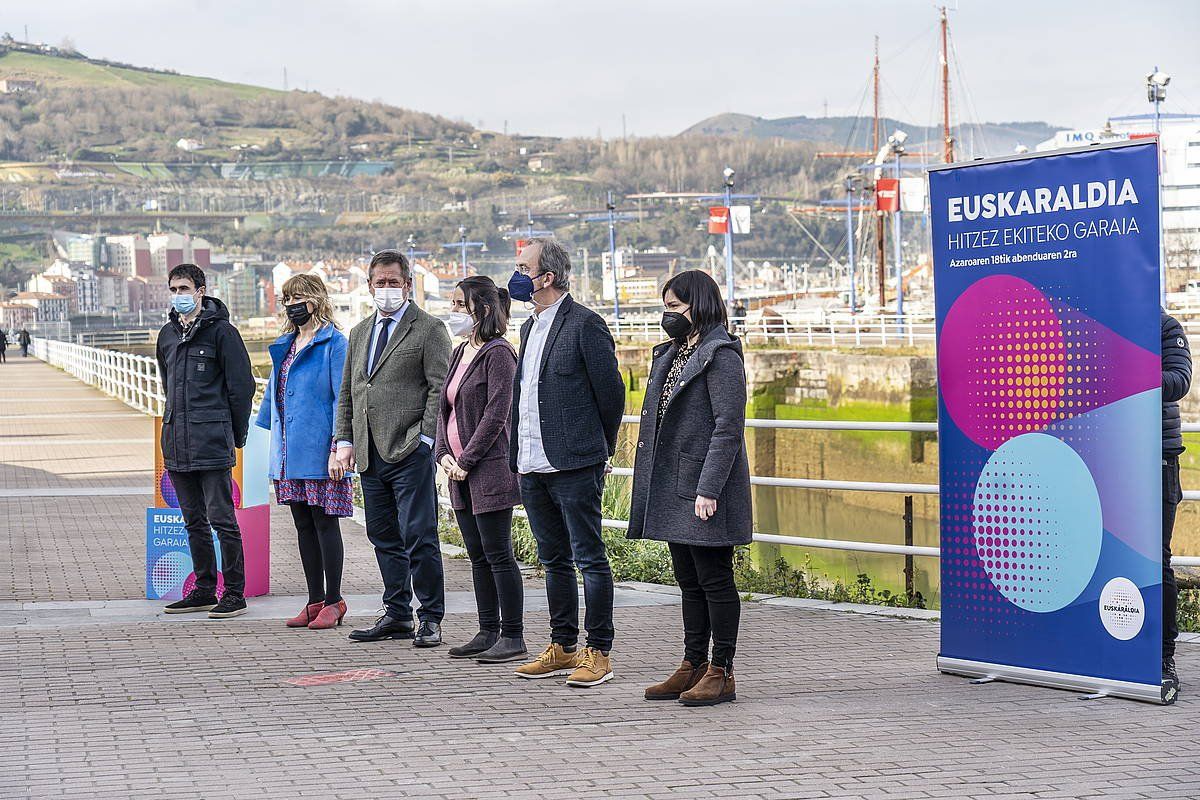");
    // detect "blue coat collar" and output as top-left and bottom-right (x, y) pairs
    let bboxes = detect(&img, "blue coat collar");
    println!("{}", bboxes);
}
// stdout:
(268, 323), (334, 368)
